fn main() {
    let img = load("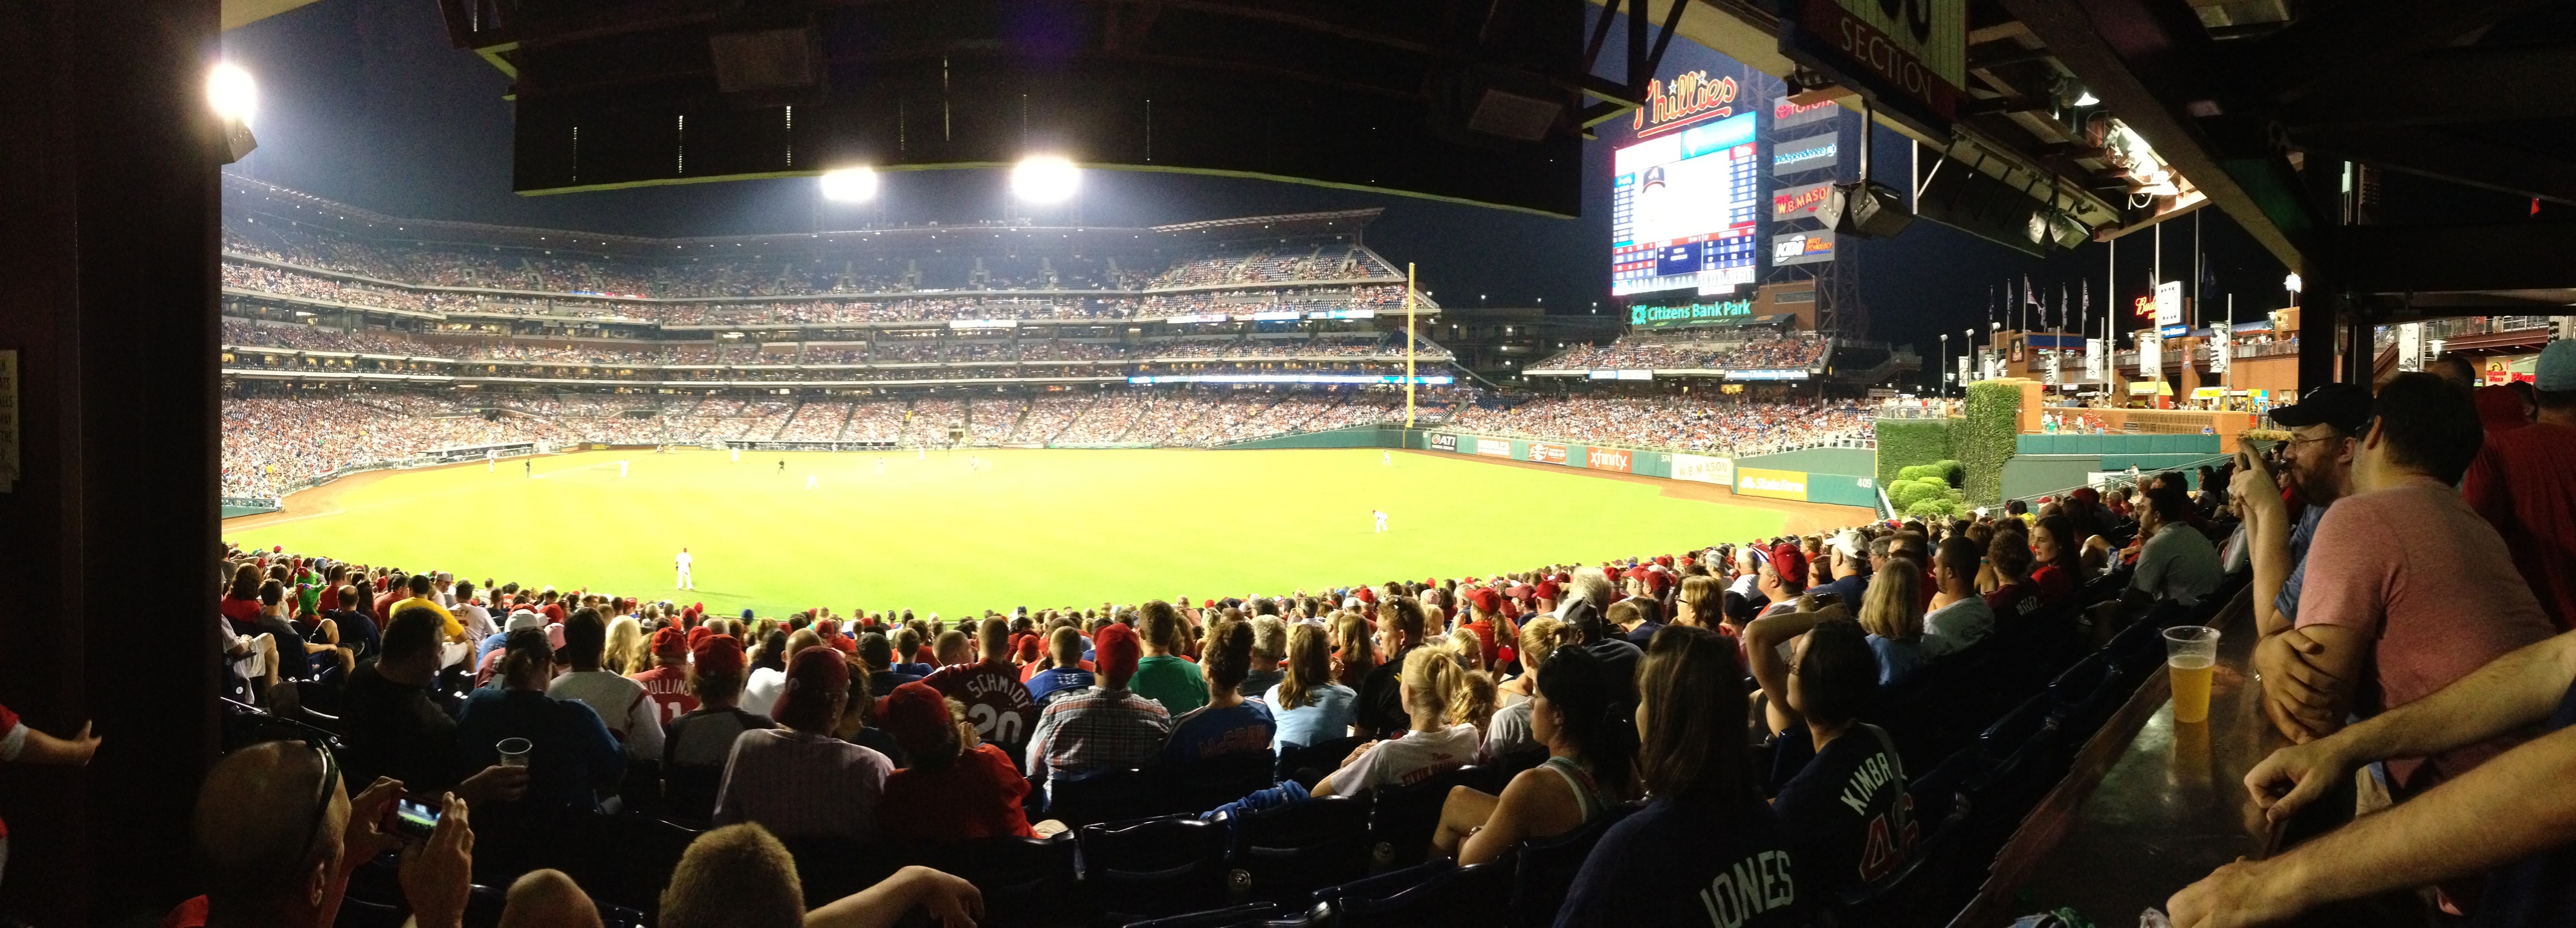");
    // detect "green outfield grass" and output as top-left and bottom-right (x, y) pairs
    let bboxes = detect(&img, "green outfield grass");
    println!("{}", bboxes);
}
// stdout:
(225, 448), (1787, 617)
